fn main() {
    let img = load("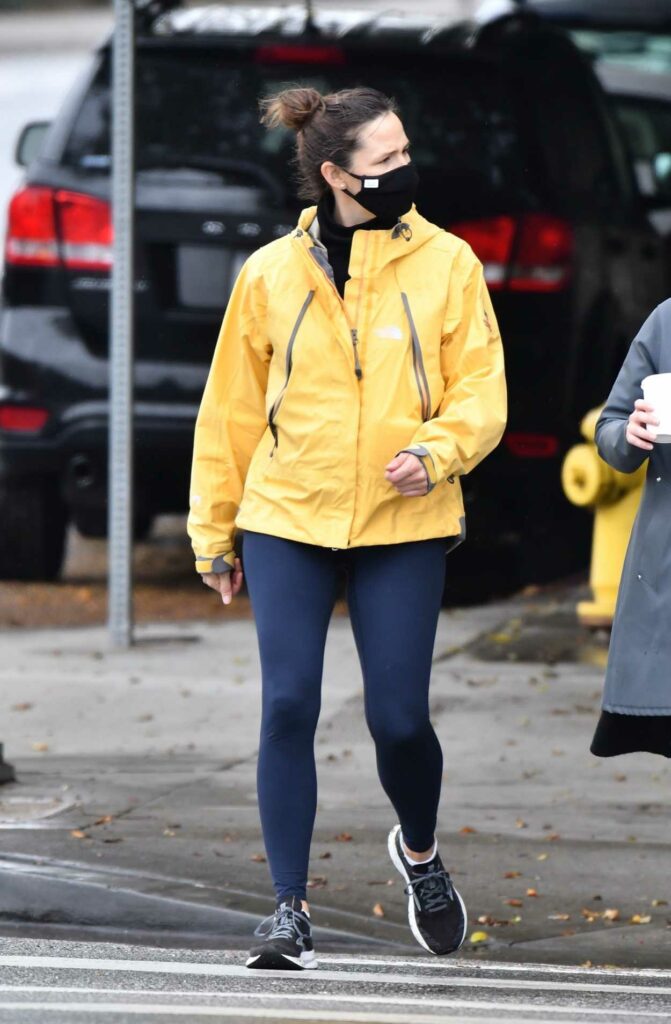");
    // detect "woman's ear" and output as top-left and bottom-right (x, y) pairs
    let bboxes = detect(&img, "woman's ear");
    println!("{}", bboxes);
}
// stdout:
(321, 160), (348, 193)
